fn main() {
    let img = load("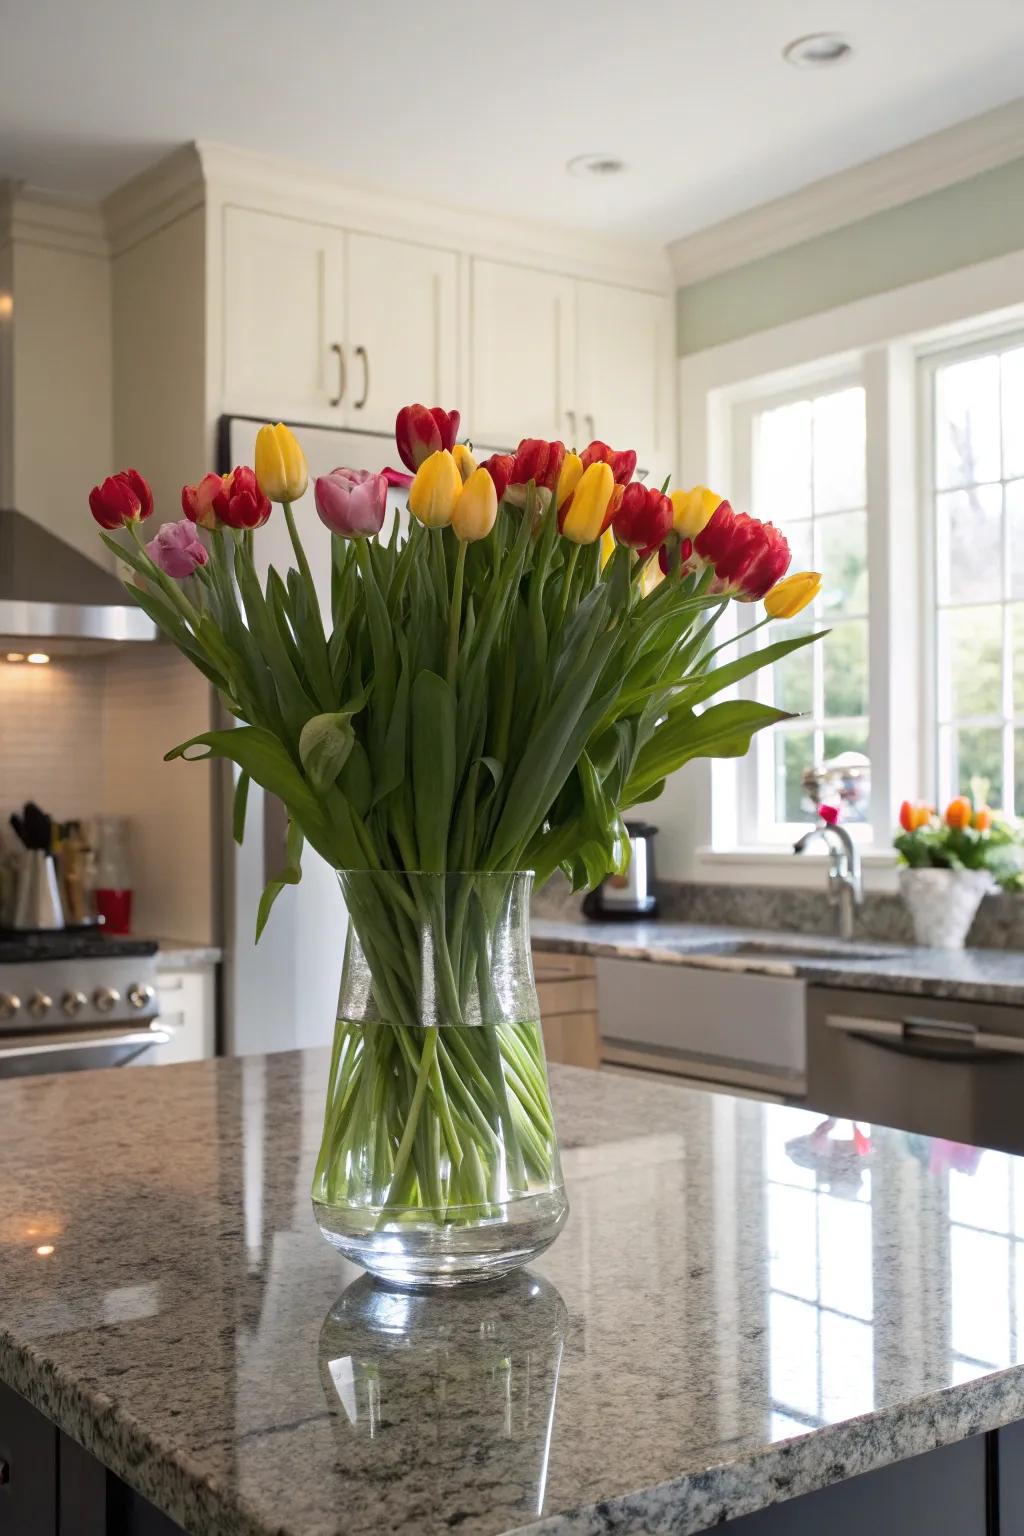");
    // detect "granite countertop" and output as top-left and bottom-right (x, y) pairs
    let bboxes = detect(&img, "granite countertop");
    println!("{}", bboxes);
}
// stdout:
(531, 915), (1024, 1005)
(155, 938), (223, 969)
(4, 1053), (1024, 1535)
